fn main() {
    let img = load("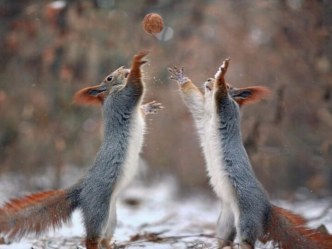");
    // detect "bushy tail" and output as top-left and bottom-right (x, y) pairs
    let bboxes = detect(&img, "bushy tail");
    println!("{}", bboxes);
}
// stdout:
(262, 205), (332, 249)
(0, 185), (80, 239)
